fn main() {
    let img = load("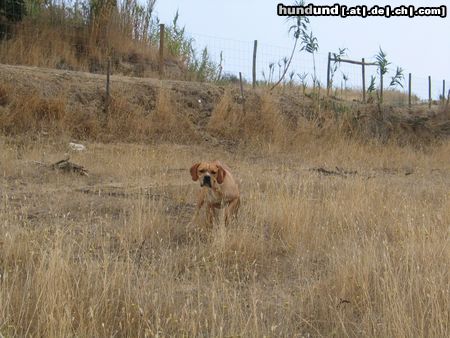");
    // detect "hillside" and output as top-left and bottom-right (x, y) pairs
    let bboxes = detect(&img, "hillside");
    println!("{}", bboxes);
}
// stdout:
(1, 63), (448, 148)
